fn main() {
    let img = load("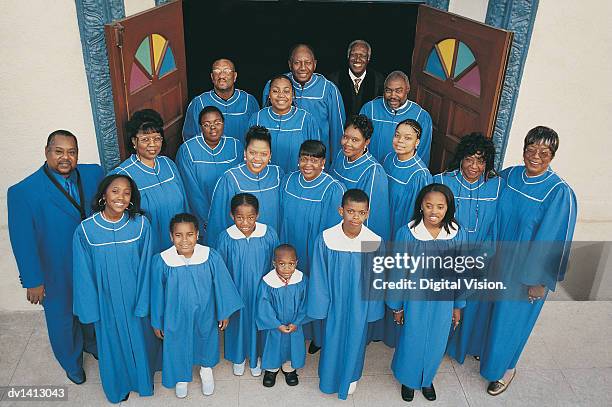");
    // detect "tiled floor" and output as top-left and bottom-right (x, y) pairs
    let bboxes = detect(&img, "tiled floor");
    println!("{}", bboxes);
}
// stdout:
(1, 301), (610, 406)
